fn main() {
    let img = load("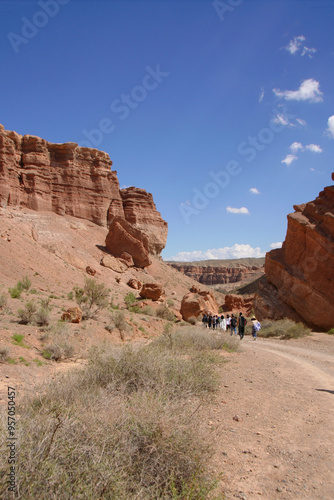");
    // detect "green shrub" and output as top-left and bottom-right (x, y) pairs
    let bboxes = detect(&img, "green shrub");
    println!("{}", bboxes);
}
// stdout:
(74, 278), (109, 319)
(167, 298), (174, 307)
(67, 291), (74, 300)
(327, 328), (334, 335)
(141, 305), (156, 317)
(17, 301), (37, 324)
(12, 334), (29, 348)
(8, 286), (22, 299)
(18, 276), (31, 291)
(124, 292), (136, 308)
